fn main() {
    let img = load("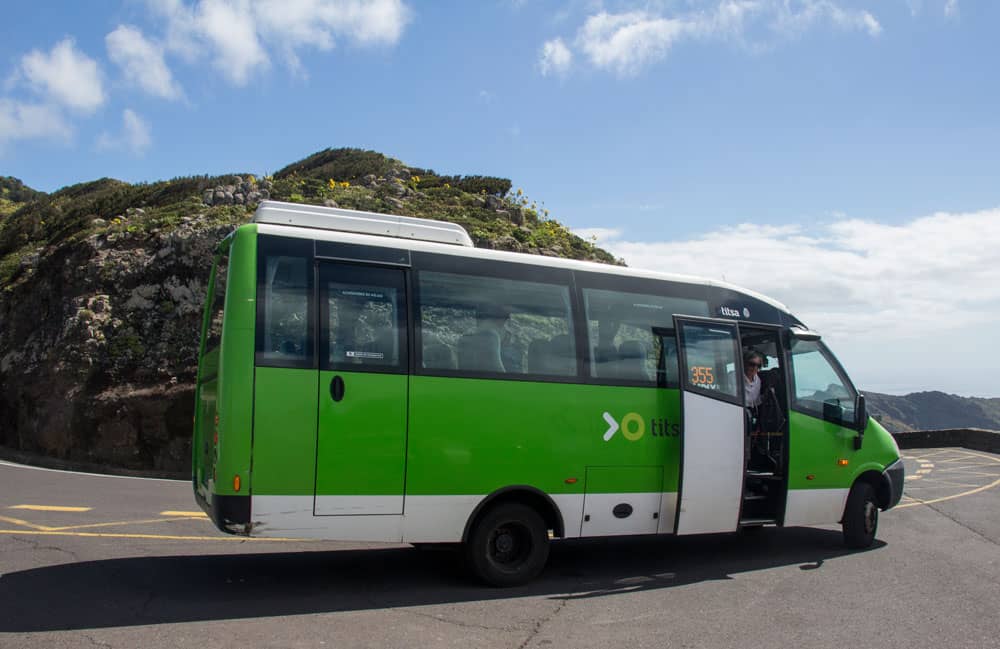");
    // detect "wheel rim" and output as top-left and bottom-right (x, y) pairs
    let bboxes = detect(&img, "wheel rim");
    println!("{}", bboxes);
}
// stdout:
(863, 500), (878, 535)
(487, 522), (532, 571)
